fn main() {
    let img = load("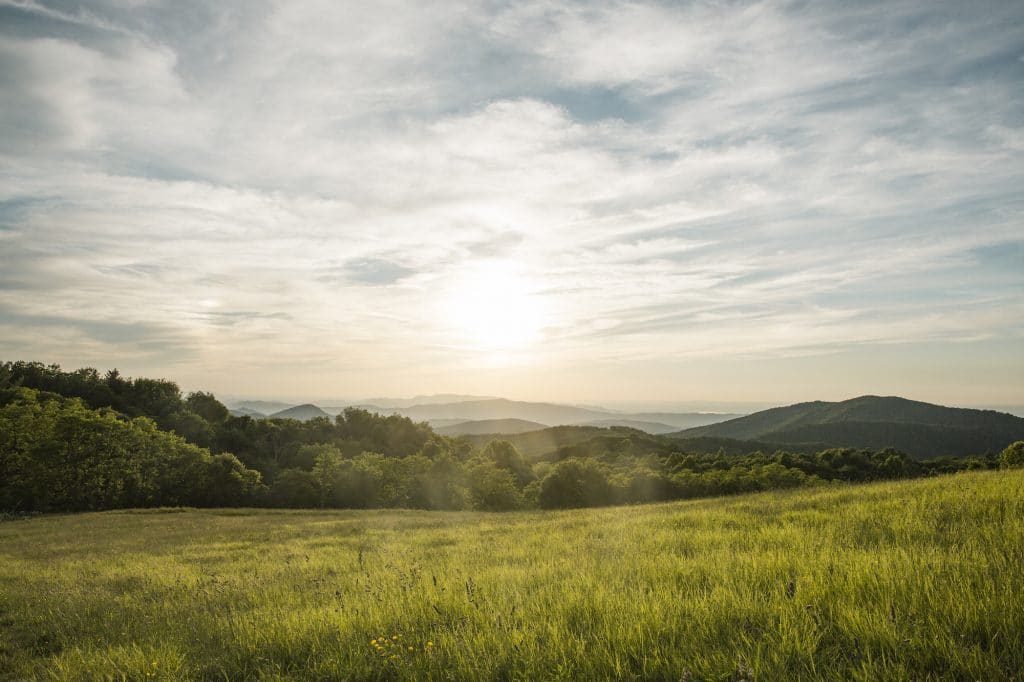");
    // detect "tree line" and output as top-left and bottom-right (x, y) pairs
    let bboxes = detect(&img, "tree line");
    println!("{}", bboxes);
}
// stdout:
(1, 361), (1019, 514)
(0, 388), (260, 511)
